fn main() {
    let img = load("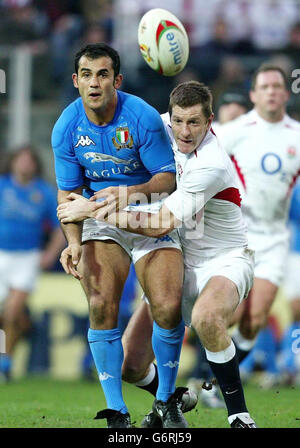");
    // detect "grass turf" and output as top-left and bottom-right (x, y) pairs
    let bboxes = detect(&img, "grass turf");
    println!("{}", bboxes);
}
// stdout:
(0, 377), (300, 429)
